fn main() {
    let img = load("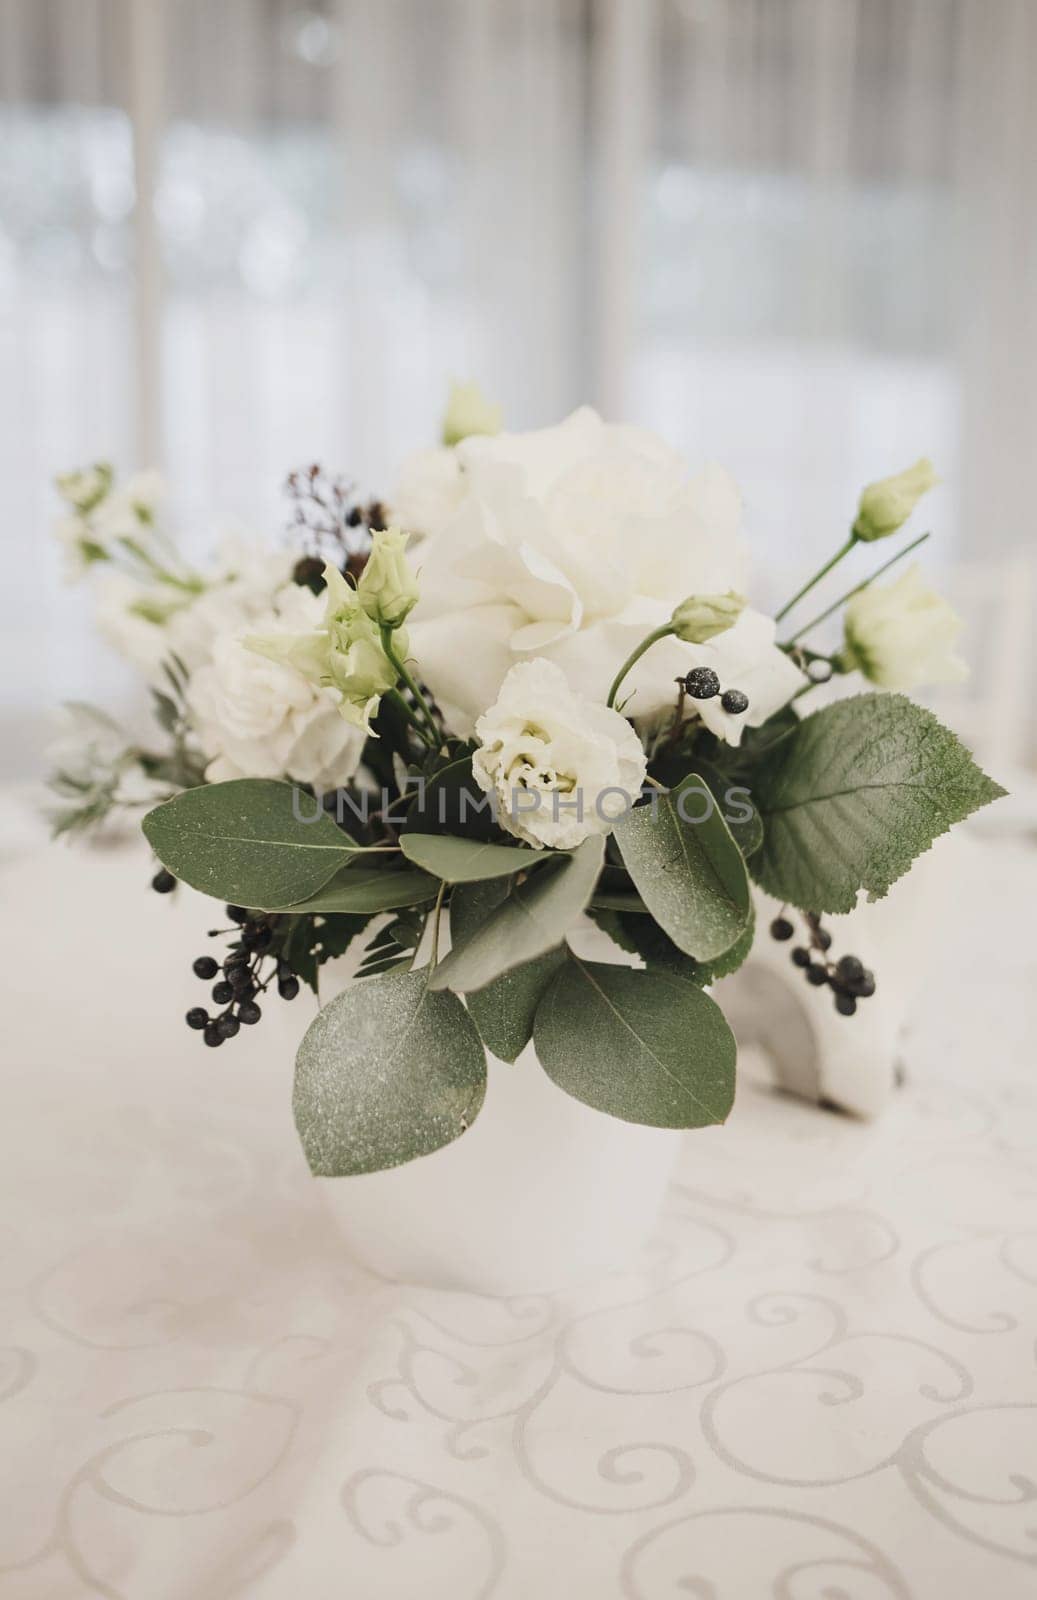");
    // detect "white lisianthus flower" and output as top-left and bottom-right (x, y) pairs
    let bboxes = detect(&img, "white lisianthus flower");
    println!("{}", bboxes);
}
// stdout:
(407, 407), (804, 746)
(247, 563), (404, 734)
(391, 446), (465, 540)
(189, 586), (366, 790)
(472, 658), (647, 850)
(841, 565), (968, 691)
(93, 537), (295, 682)
(55, 467), (168, 574)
